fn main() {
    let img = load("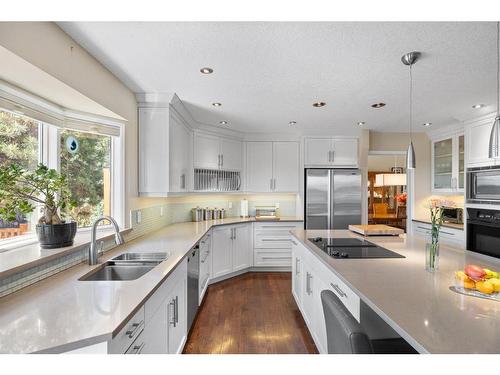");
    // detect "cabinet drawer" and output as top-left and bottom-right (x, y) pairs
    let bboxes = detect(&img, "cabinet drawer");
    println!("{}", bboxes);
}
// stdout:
(316, 260), (360, 322)
(254, 222), (302, 249)
(254, 248), (292, 267)
(124, 330), (146, 354)
(109, 305), (145, 354)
